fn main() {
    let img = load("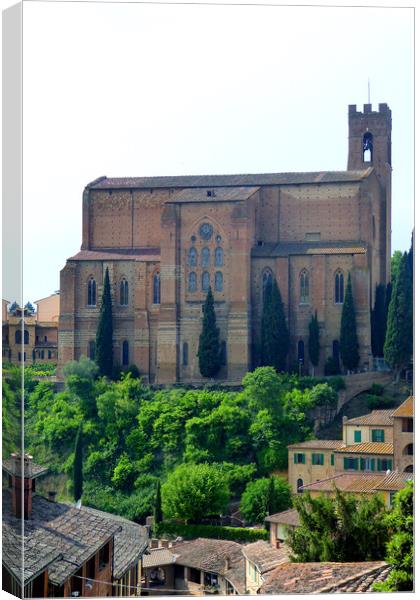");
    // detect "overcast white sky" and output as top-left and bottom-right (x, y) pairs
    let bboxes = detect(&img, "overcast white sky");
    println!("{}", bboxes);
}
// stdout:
(6, 1), (417, 302)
